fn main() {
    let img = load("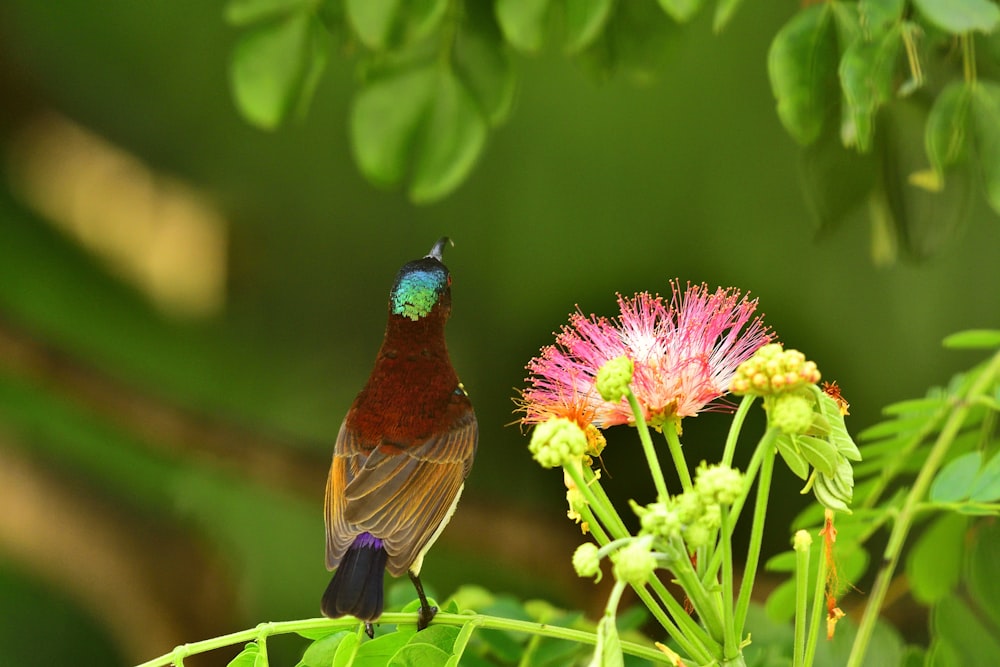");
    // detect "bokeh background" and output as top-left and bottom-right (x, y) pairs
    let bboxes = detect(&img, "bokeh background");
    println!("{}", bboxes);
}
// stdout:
(1, 2), (998, 666)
